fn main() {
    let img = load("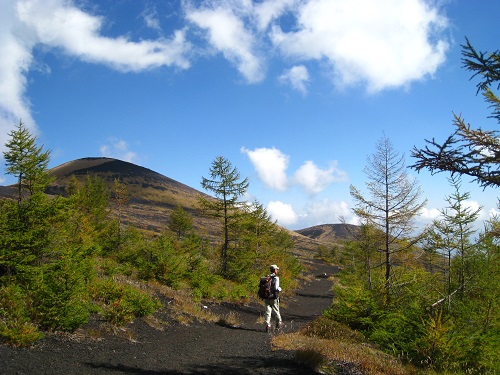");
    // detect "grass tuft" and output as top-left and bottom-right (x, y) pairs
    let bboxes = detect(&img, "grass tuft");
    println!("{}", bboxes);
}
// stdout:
(273, 319), (419, 375)
(216, 311), (243, 328)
